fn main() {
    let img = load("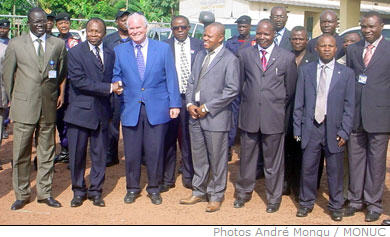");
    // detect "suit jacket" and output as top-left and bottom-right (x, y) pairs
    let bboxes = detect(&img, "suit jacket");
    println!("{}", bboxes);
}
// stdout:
(307, 34), (345, 60)
(238, 45), (298, 134)
(346, 38), (390, 133)
(279, 29), (292, 51)
(64, 41), (114, 130)
(186, 47), (240, 132)
(165, 37), (203, 67)
(293, 61), (355, 153)
(112, 39), (181, 126)
(2, 33), (66, 124)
